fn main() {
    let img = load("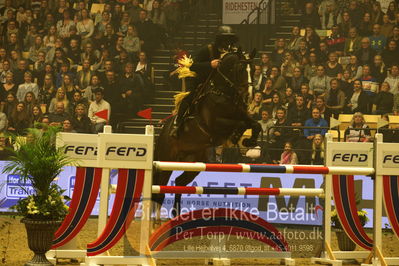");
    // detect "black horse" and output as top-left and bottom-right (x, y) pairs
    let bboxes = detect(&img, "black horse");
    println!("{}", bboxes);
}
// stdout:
(152, 51), (260, 217)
